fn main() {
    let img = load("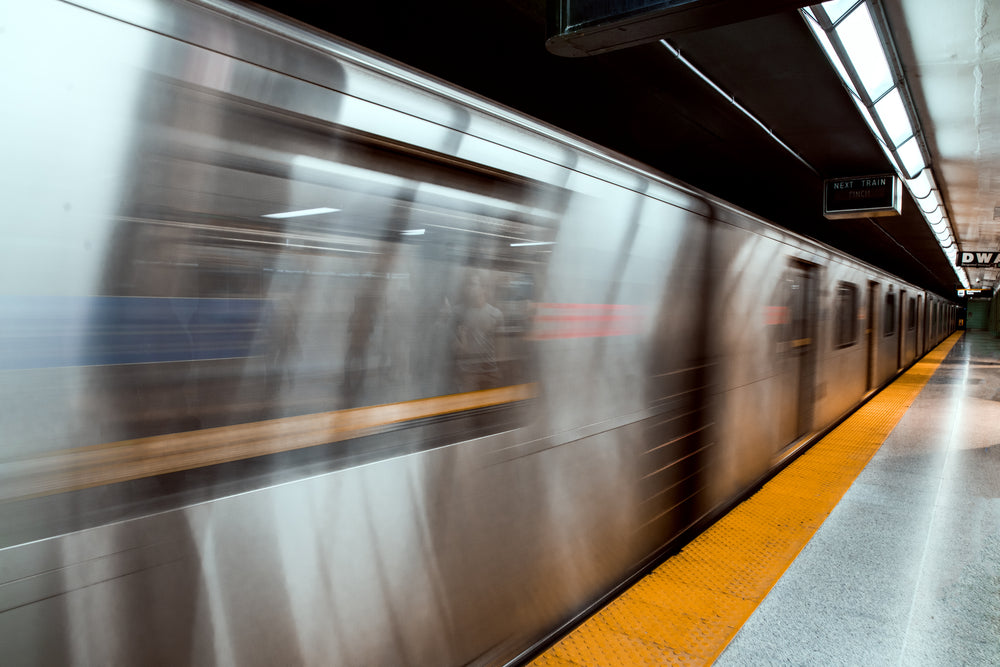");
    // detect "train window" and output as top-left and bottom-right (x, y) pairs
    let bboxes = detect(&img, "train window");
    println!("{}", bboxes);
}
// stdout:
(0, 82), (562, 539)
(908, 298), (917, 330)
(883, 292), (897, 336)
(834, 282), (858, 348)
(771, 267), (810, 348)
